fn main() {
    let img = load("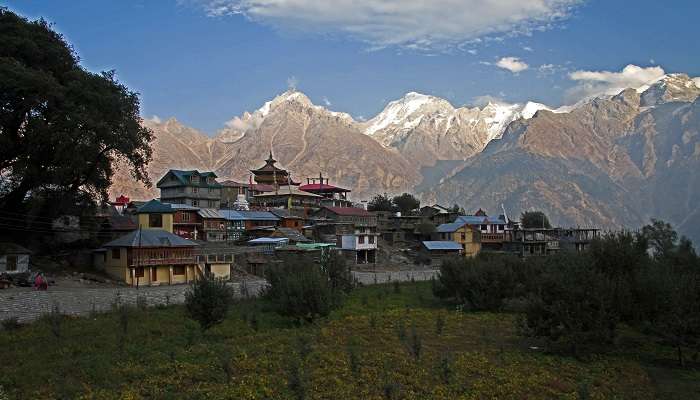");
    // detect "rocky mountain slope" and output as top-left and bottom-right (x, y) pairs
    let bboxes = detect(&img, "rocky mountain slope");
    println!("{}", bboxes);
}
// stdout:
(420, 74), (700, 242)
